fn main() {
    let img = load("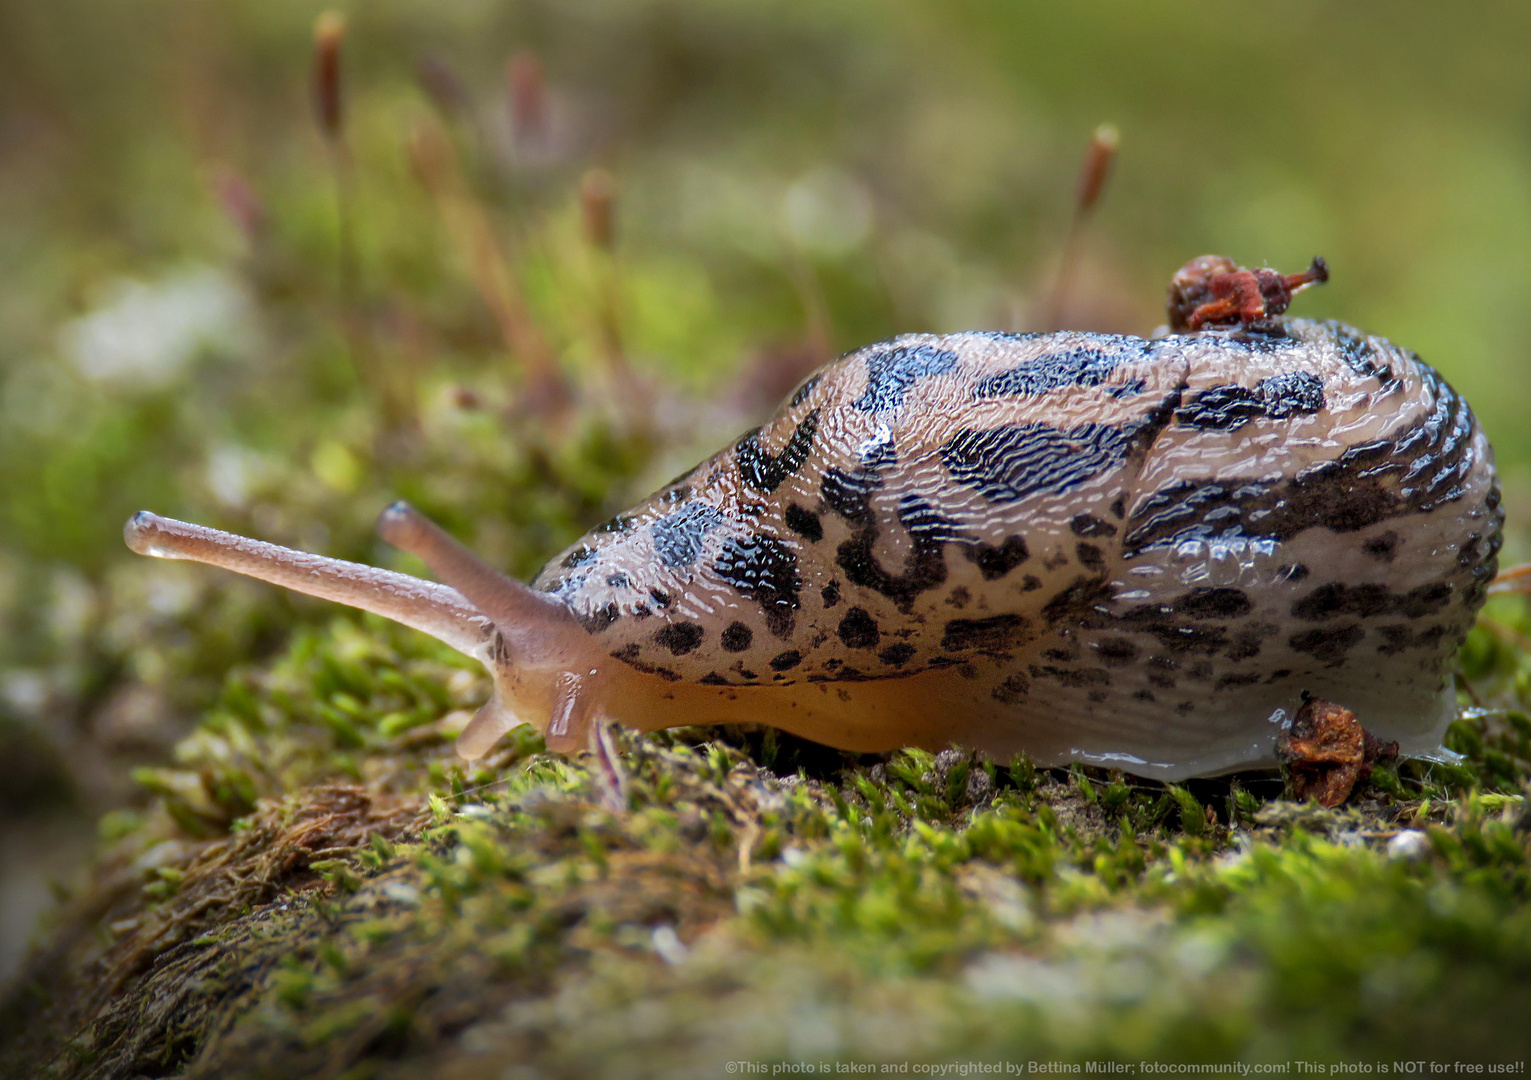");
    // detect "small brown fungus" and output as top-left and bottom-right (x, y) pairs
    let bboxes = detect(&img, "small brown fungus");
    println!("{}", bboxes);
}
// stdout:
(1277, 693), (1399, 807)
(1167, 254), (1329, 333)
